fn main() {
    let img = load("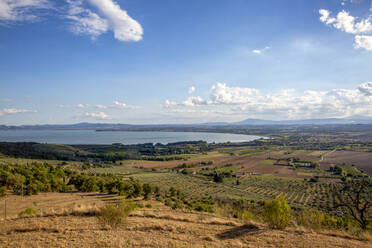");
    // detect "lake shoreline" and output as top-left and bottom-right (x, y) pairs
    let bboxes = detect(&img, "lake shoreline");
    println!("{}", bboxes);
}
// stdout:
(0, 130), (264, 145)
